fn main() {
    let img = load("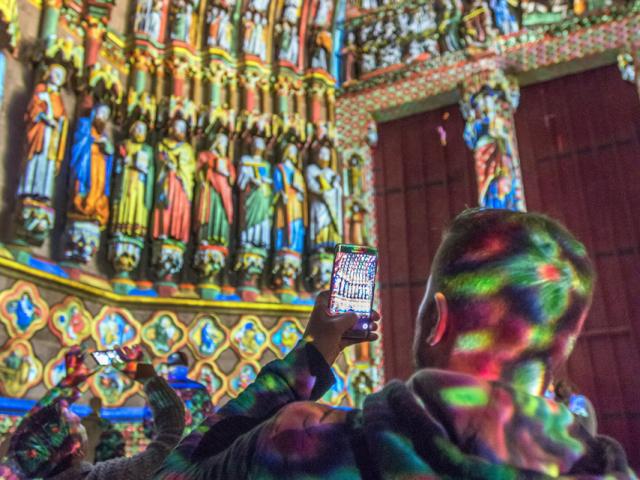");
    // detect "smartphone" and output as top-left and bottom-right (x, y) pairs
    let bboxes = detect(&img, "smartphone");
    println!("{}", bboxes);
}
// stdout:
(328, 244), (378, 339)
(91, 349), (124, 366)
